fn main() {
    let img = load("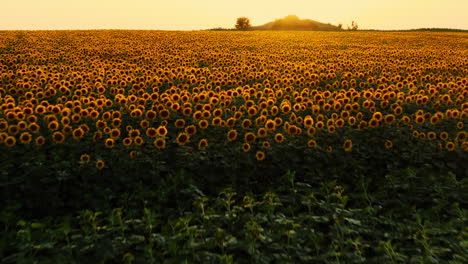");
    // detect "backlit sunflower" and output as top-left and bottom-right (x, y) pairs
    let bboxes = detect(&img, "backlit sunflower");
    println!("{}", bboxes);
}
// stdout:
(5, 136), (16, 147)
(264, 119), (276, 131)
(244, 132), (256, 144)
(105, 138), (114, 148)
(440, 132), (449, 140)
(384, 140), (393, 149)
(19, 132), (32, 144)
(153, 138), (166, 149)
(174, 119), (186, 129)
(274, 133), (284, 143)
(227, 129), (238, 141)
(445, 142), (455, 151)
(146, 127), (157, 138)
(242, 143), (251, 152)
(307, 139), (317, 148)
(198, 139), (208, 149)
(198, 119), (209, 129)
(256, 151), (266, 161)
(156, 126), (168, 137)
(80, 154), (91, 163)
(343, 139), (353, 152)
(95, 160), (105, 169)
(72, 127), (85, 140)
(35, 136), (45, 146)
(185, 125), (197, 136)
(176, 132), (190, 145)
(134, 136), (144, 146)
(123, 137), (132, 146)
(52, 131), (65, 144)
(241, 119), (252, 129)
